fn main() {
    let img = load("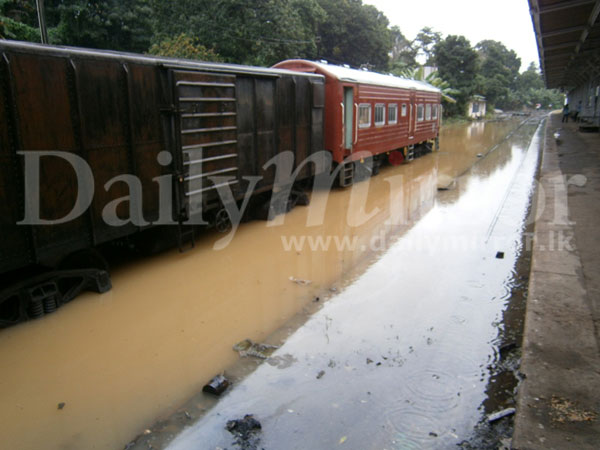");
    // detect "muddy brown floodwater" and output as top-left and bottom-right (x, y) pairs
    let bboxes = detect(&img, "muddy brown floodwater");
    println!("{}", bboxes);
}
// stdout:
(0, 117), (542, 450)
